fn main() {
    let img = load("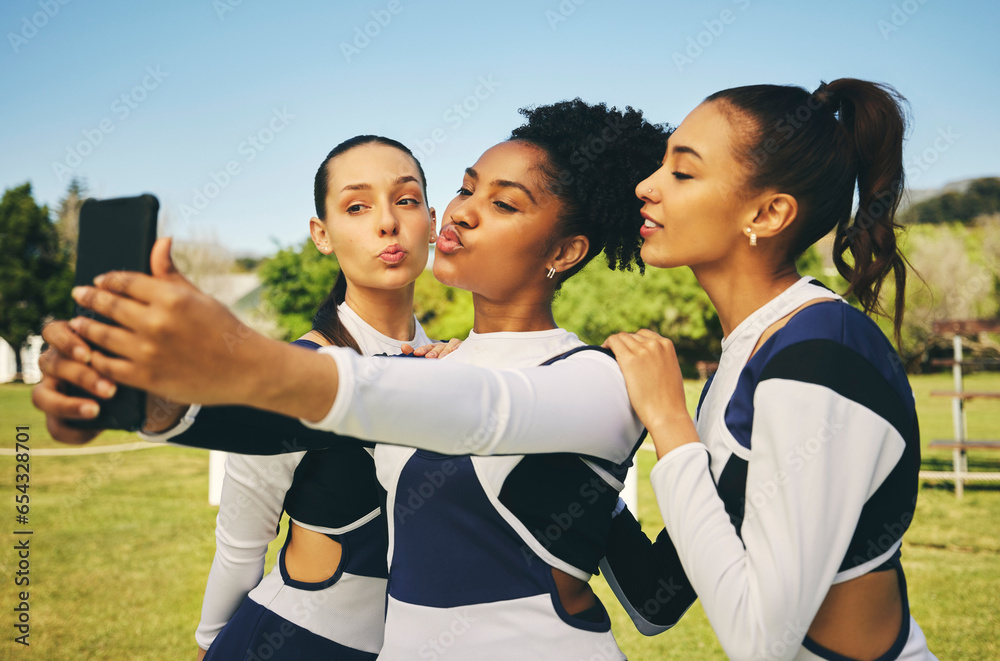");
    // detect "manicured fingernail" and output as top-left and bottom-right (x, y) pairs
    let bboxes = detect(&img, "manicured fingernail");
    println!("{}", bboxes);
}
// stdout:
(73, 346), (92, 364)
(94, 274), (106, 286)
(81, 402), (100, 418)
(71, 286), (85, 300)
(96, 380), (116, 398)
(69, 317), (83, 332)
